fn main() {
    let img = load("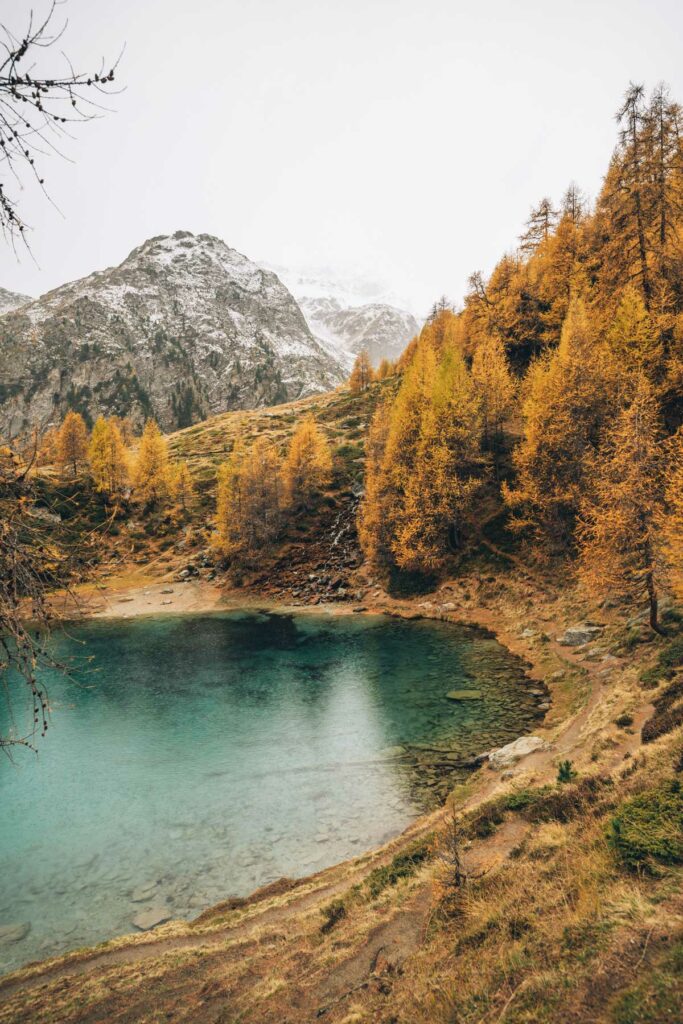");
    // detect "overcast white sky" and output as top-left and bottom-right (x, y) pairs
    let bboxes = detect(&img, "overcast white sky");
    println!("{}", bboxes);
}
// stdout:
(1, 0), (683, 314)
